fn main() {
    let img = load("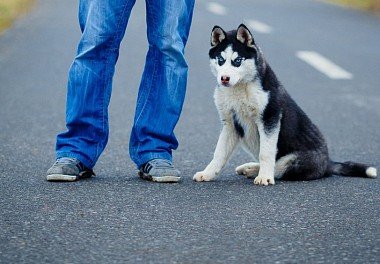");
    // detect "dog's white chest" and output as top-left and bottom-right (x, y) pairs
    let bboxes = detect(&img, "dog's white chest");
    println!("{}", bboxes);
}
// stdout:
(214, 82), (268, 120)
